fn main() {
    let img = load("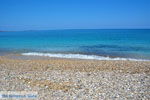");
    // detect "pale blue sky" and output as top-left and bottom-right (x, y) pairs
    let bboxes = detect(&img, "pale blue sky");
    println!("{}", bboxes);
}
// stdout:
(0, 0), (150, 30)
